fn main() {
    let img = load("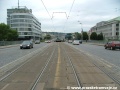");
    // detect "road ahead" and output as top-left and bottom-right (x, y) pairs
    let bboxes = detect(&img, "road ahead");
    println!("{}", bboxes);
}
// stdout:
(0, 42), (119, 90)
(0, 43), (48, 67)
